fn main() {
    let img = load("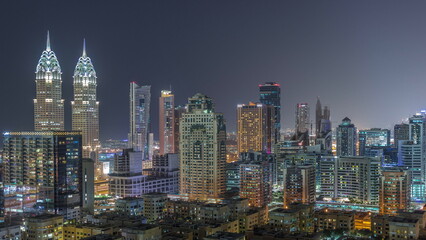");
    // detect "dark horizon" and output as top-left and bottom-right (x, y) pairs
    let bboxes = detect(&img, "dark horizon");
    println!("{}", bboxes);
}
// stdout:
(2, 0), (426, 141)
